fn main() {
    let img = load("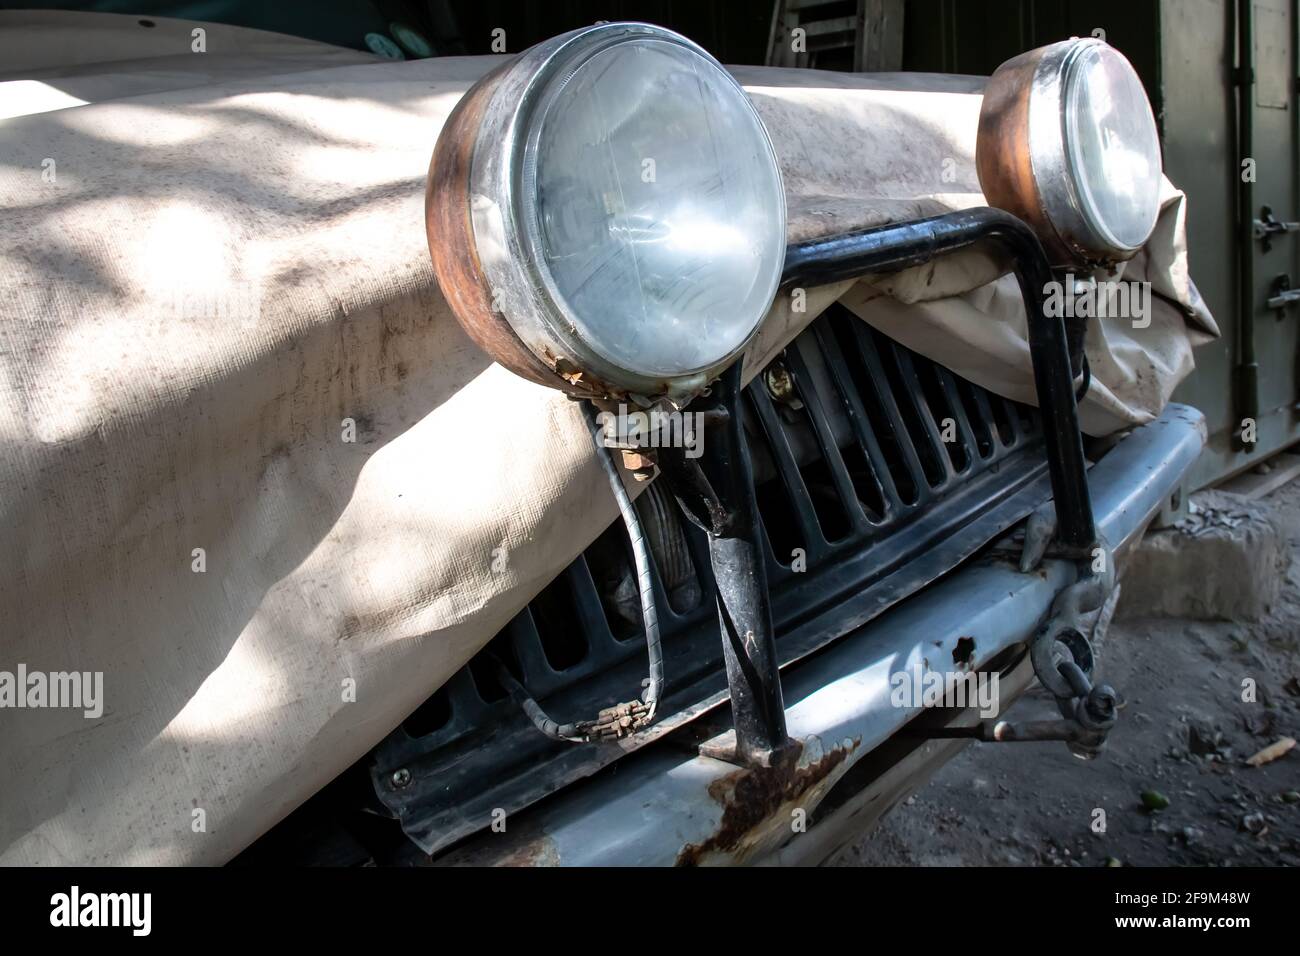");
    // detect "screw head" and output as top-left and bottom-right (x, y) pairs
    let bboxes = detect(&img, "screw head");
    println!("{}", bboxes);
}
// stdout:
(763, 363), (802, 408)
(390, 768), (412, 789)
